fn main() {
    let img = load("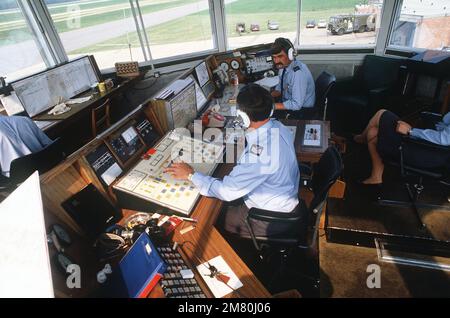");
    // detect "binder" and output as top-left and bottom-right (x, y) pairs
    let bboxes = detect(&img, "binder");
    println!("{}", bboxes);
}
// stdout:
(110, 233), (167, 298)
